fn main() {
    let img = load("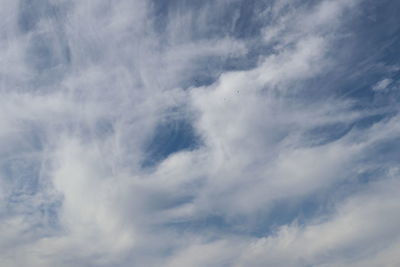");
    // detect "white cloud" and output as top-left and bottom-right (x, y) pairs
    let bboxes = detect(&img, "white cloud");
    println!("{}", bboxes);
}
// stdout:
(1, 0), (400, 266)
(372, 78), (393, 91)
(235, 173), (400, 267)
